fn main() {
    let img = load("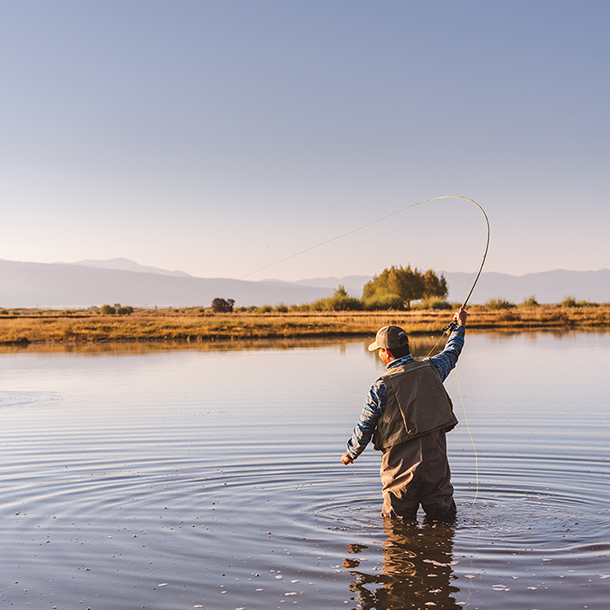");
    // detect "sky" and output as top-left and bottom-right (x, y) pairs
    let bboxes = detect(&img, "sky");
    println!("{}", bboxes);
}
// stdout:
(1, 0), (609, 281)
